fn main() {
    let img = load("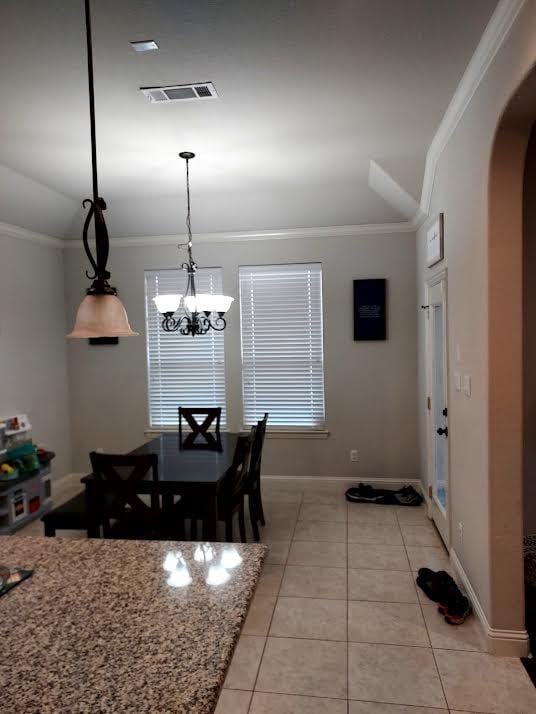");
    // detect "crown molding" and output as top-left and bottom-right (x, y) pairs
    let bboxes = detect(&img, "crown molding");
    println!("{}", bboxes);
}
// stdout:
(0, 221), (64, 248)
(417, 0), (526, 220)
(64, 221), (416, 248)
